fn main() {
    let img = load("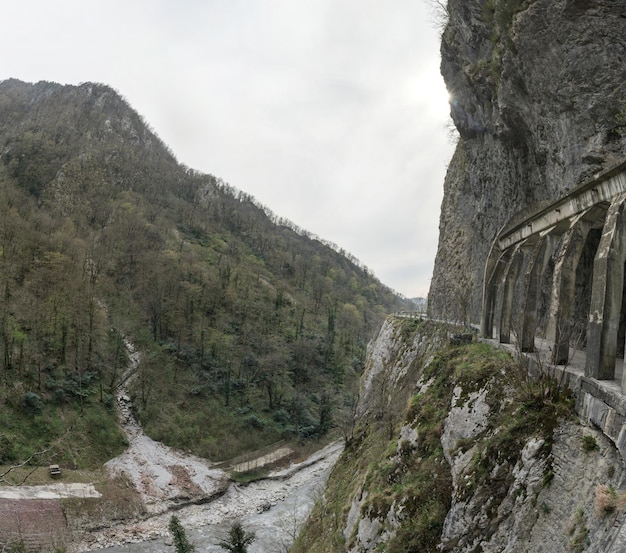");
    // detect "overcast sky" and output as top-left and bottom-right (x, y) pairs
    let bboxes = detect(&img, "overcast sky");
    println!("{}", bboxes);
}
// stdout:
(1, 1), (455, 298)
